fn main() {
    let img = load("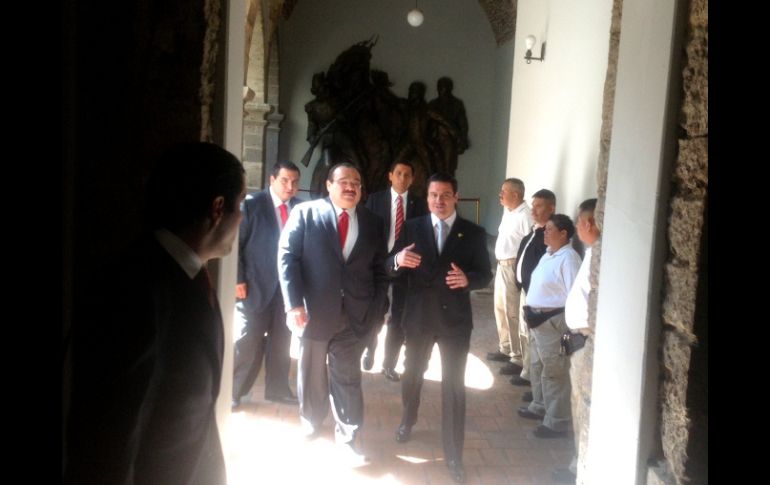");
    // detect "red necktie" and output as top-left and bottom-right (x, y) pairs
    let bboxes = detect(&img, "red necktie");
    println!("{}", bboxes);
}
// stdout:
(279, 203), (289, 228)
(394, 195), (404, 242)
(196, 265), (217, 309)
(338, 210), (349, 249)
